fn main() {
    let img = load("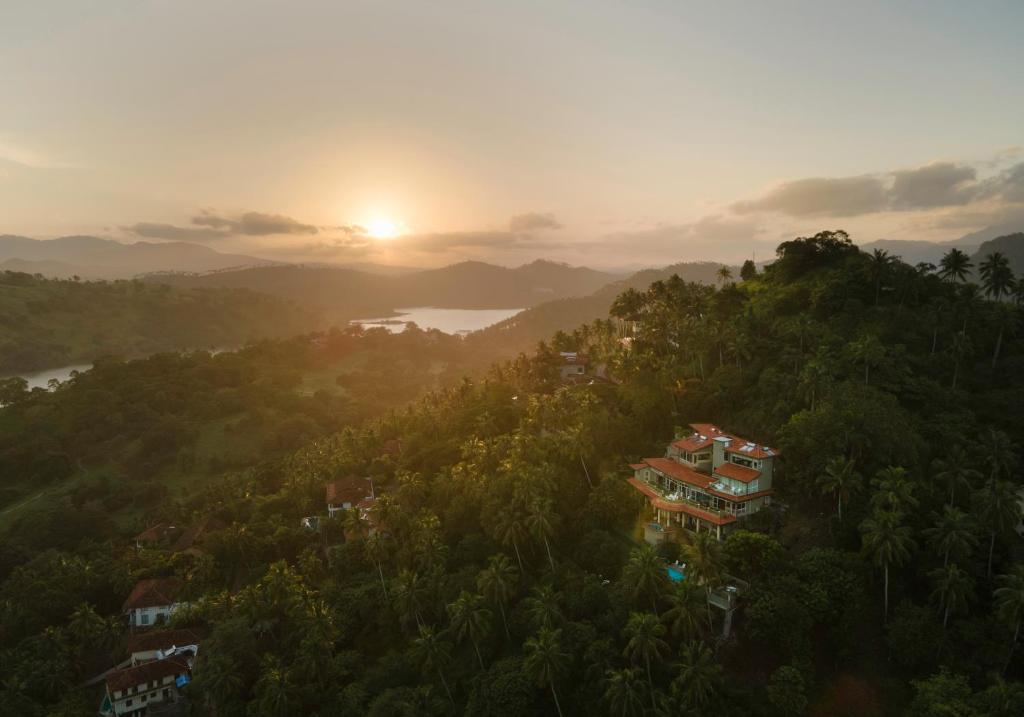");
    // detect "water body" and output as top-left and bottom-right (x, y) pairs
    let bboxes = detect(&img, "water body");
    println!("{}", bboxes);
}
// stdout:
(352, 306), (523, 335)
